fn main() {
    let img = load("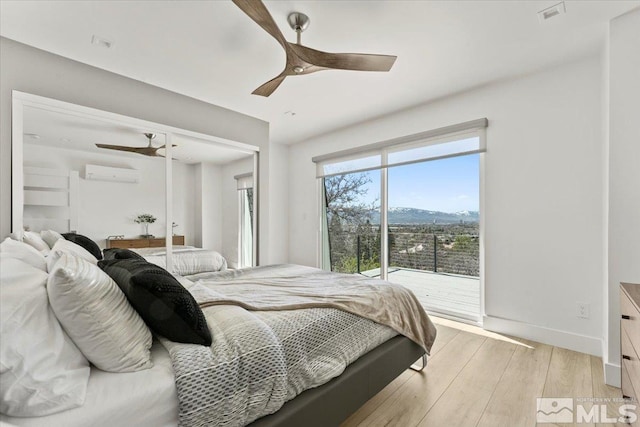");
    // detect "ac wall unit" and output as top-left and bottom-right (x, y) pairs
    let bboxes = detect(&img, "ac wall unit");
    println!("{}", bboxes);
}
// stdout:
(85, 165), (140, 183)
